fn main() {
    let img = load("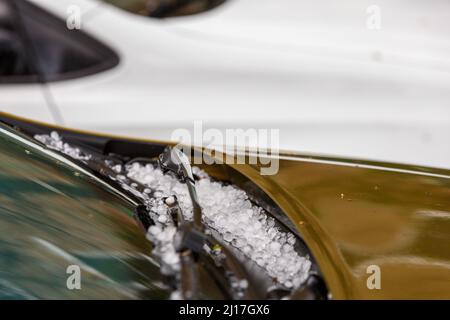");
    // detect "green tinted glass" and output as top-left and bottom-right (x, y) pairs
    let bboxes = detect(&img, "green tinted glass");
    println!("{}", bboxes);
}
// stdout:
(0, 127), (169, 299)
